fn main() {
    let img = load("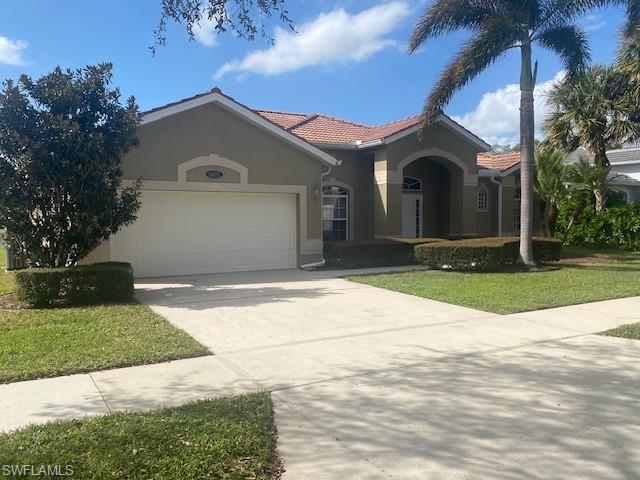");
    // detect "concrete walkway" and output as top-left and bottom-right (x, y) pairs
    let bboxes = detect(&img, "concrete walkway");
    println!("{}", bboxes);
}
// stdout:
(1, 269), (639, 479)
